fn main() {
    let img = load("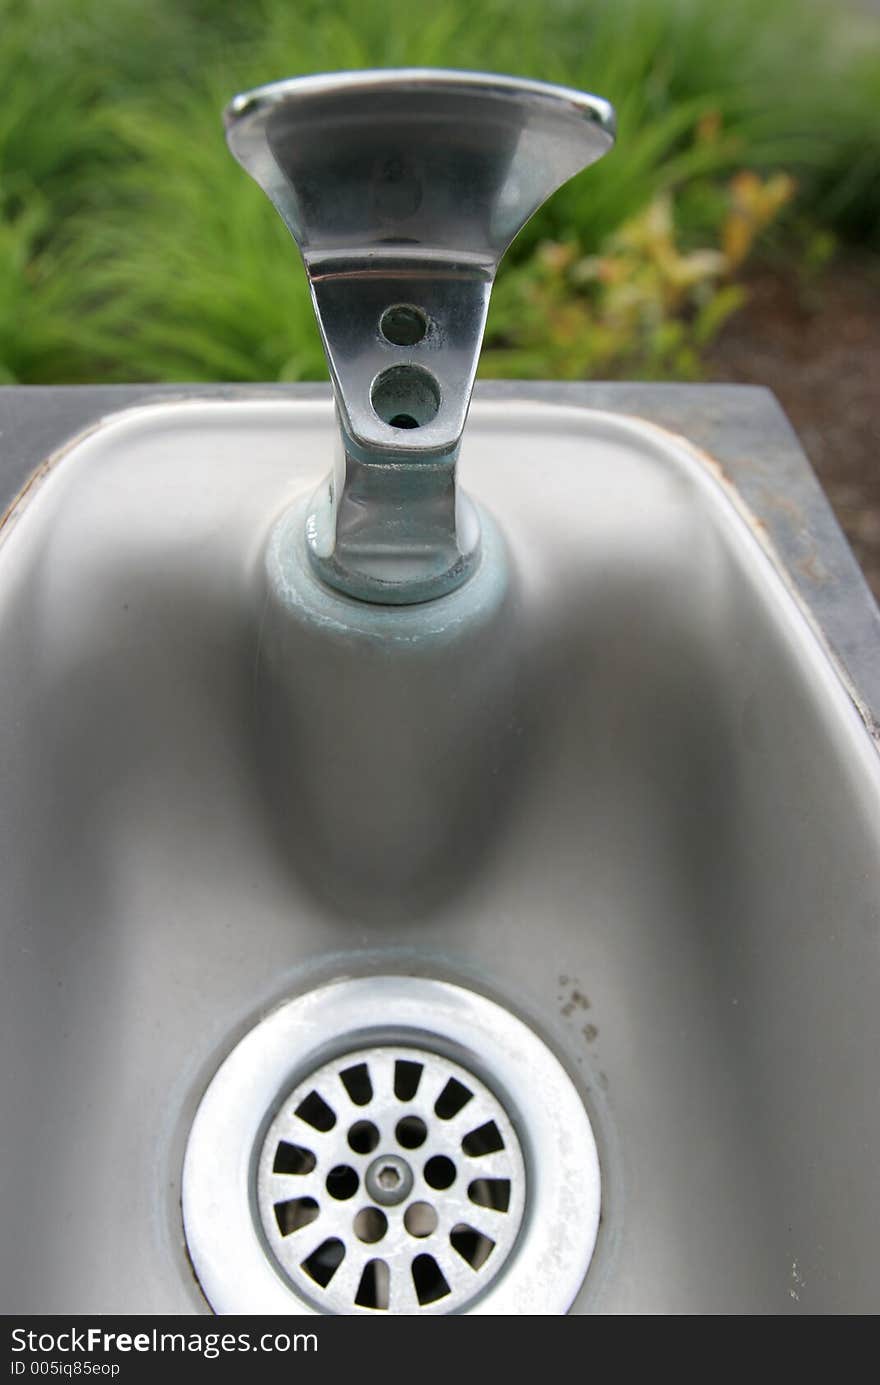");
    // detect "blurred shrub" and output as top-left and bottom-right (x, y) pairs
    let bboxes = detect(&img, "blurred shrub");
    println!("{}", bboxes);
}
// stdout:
(0, 0), (878, 383)
(484, 166), (796, 379)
